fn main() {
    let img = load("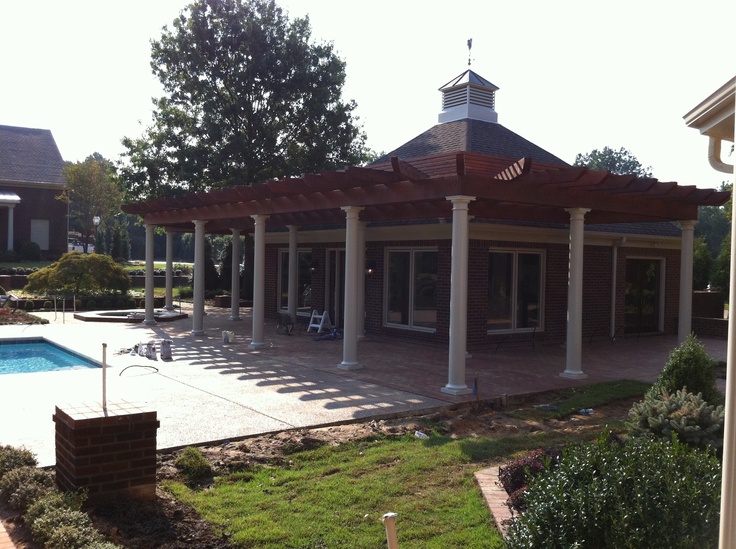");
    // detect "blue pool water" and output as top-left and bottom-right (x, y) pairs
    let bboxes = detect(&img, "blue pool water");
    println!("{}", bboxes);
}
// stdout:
(0, 340), (98, 375)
